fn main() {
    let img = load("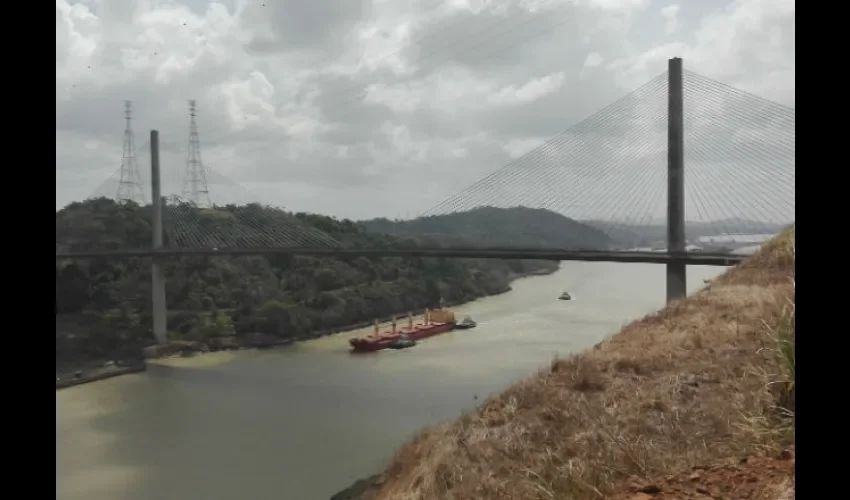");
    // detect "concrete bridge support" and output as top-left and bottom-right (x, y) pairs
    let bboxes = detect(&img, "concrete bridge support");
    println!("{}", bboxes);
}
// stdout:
(666, 57), (687, 302)
(150, 130), (168, 344)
